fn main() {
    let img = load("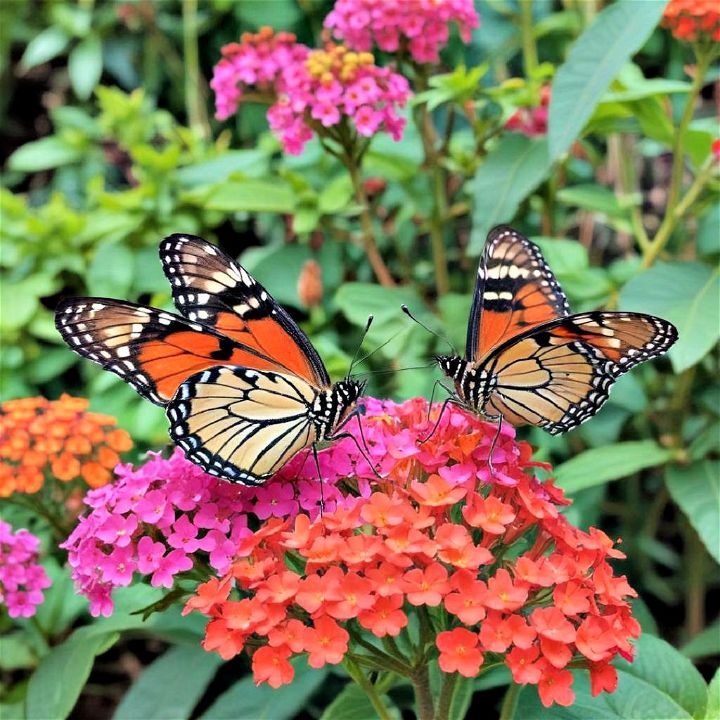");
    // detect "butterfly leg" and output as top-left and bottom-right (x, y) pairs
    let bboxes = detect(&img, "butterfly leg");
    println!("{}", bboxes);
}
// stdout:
(419, 385), (461, 444)
(327, 428), (383, 480)
(311, 443), (325, 516)
(484, 413), (504, 478)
